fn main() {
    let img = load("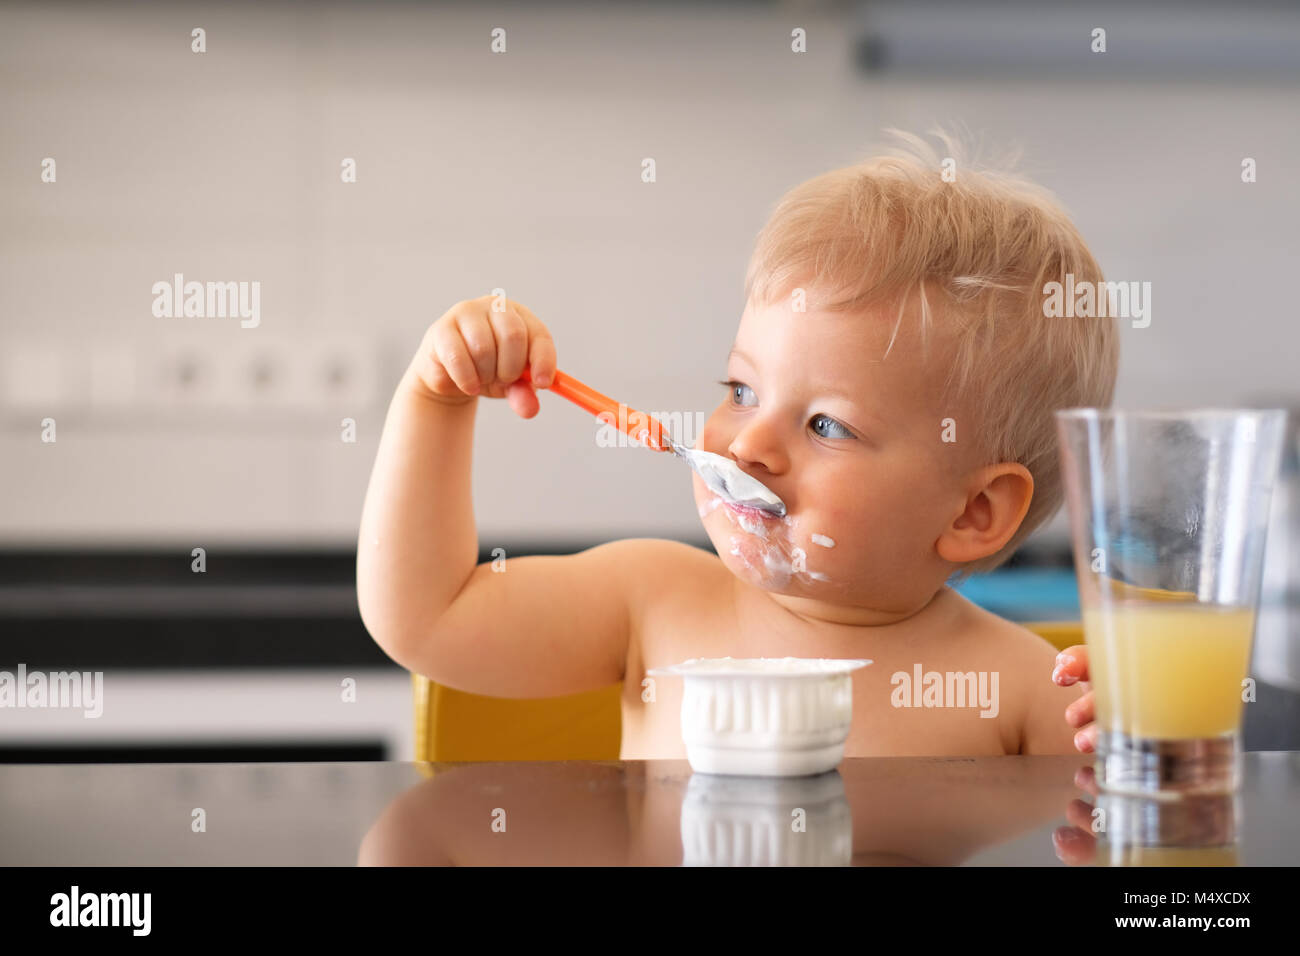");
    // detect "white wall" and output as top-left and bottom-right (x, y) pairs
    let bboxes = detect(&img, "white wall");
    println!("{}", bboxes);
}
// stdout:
(3, 1), (1297, 549)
